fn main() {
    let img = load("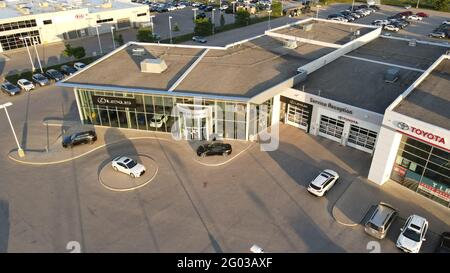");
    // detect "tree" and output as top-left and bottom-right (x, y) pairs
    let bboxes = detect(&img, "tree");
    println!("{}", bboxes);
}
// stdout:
(271, 0), (282, 17)
(136, 27), (156, 42)
(235, 9), (250, 26)
(433, 0), (449, 11)
(115, 33), (124, 46)
(220, 13), (225, 28)
(173, 23), (180, 32)
(62, 44), (86, 59)
(194, 18), (213, 36)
